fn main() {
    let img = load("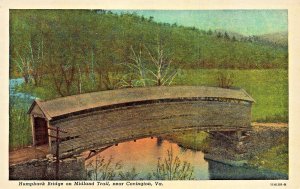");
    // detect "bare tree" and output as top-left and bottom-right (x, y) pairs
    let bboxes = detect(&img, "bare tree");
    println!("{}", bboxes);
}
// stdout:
(28, 38), (44, 86)
(146, 44), (177, 86)
(119, 43), (178, 88)
(216, 71), (235, 88)
(13, 50), (31, 84)
(119, 46), (147, 87)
